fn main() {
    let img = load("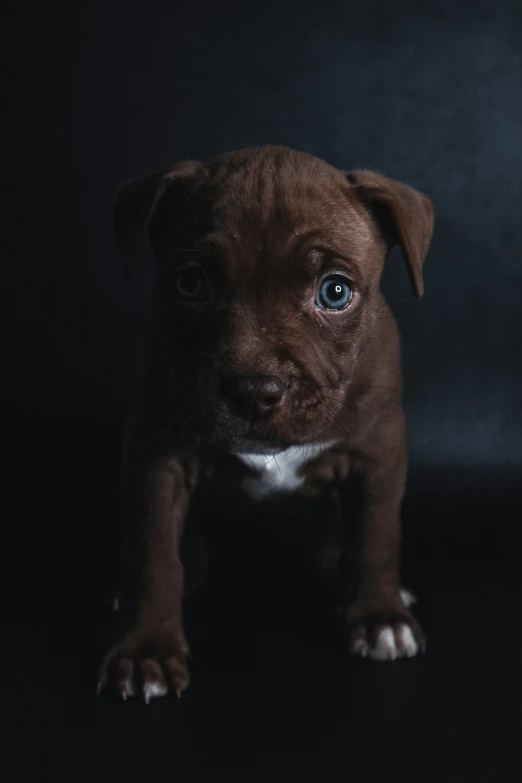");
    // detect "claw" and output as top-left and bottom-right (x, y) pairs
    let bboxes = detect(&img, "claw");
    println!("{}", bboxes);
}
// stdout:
(350, 637), (369, 658)
(118, 680), (136, 701)
(142, 681), (169, 703)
